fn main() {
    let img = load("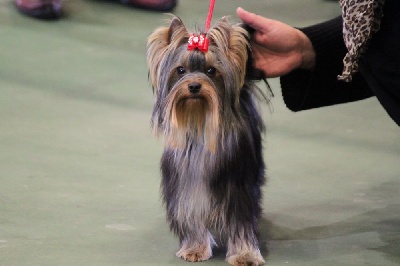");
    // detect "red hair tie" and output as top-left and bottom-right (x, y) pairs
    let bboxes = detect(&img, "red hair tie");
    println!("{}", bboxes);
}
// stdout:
(188, 34), (209, 52)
